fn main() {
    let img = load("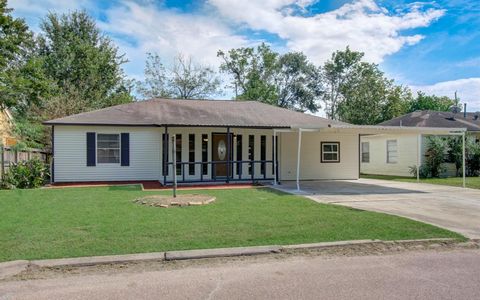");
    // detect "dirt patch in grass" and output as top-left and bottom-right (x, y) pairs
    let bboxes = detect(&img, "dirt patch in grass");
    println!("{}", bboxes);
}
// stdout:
(133, 194), (216, 208)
